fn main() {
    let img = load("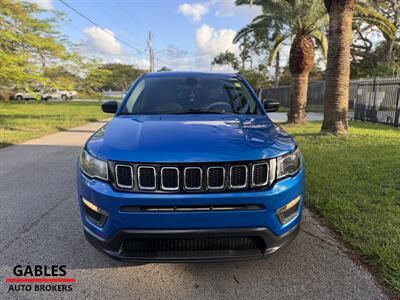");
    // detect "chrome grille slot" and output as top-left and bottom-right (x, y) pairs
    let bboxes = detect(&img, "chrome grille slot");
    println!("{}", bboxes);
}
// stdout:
(252, 163), (269, 187)
(138, 166), (156, 190)
(115, 164), (133, 188)
(184, 167), (202, 190)
(230, 165), (248, 189)
(161, 167), (179, 191)
(207, 167), (225, 190)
